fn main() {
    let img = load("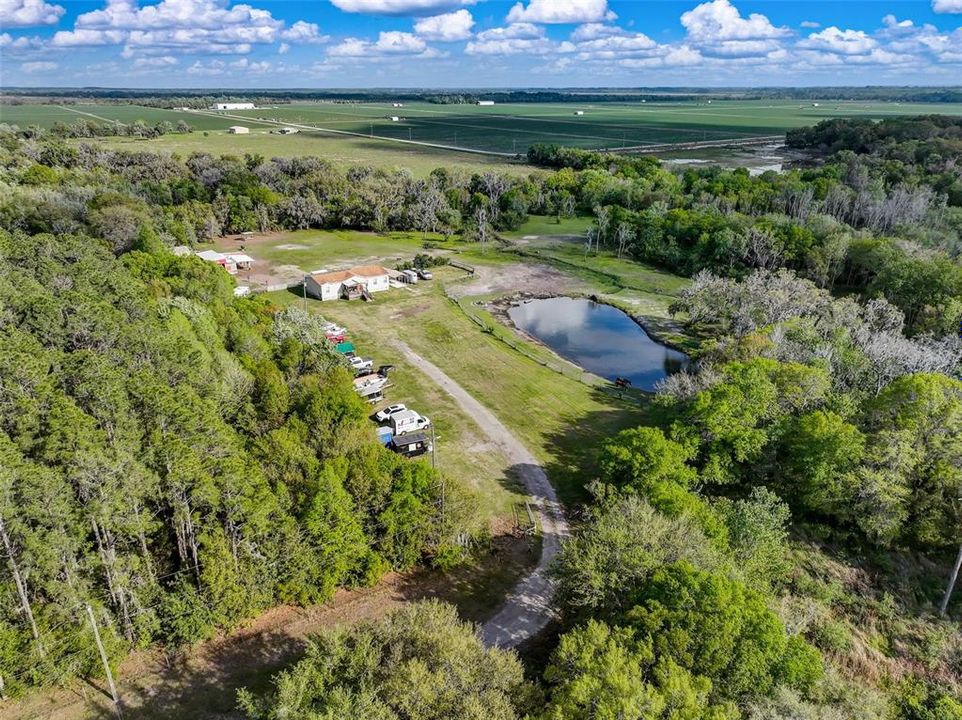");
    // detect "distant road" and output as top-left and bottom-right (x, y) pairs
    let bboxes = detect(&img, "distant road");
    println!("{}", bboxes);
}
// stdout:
(392, 340), (569, 648)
